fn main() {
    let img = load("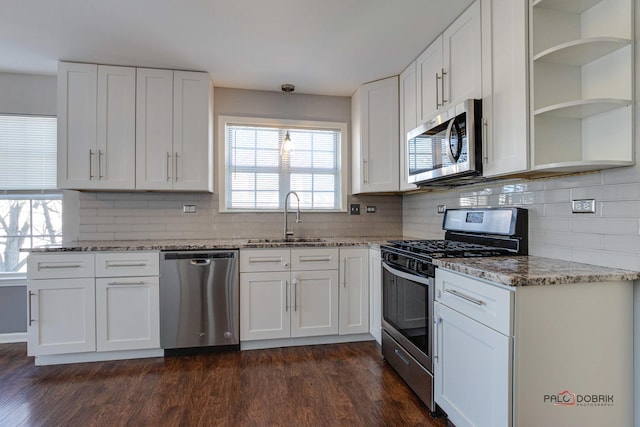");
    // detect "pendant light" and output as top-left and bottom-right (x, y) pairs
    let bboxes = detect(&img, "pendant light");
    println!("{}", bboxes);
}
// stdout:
(281, 84), (295, 155)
